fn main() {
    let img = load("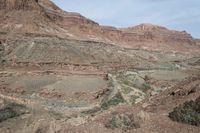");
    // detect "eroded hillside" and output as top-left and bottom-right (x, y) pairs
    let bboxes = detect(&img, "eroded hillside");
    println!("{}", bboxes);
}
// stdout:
(0, 0), (200, 133)
(0, 0), (199, 53)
